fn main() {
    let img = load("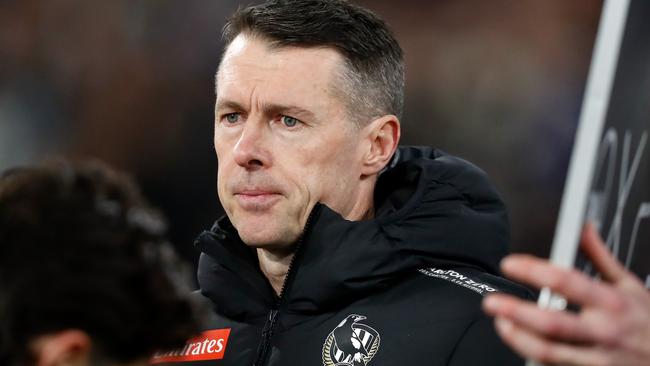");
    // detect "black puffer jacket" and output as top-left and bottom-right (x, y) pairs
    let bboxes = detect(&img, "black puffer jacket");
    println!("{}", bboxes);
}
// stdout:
(153, 147), (530, 366)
